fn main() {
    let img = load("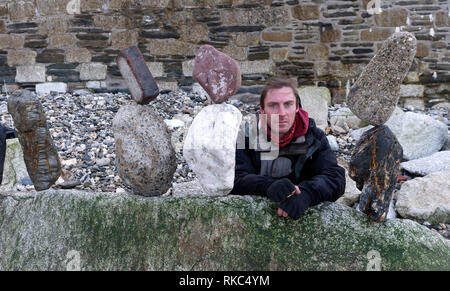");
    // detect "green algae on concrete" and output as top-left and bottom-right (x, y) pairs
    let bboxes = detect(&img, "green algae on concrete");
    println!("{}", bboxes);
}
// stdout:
(0, 189), (449, 270)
